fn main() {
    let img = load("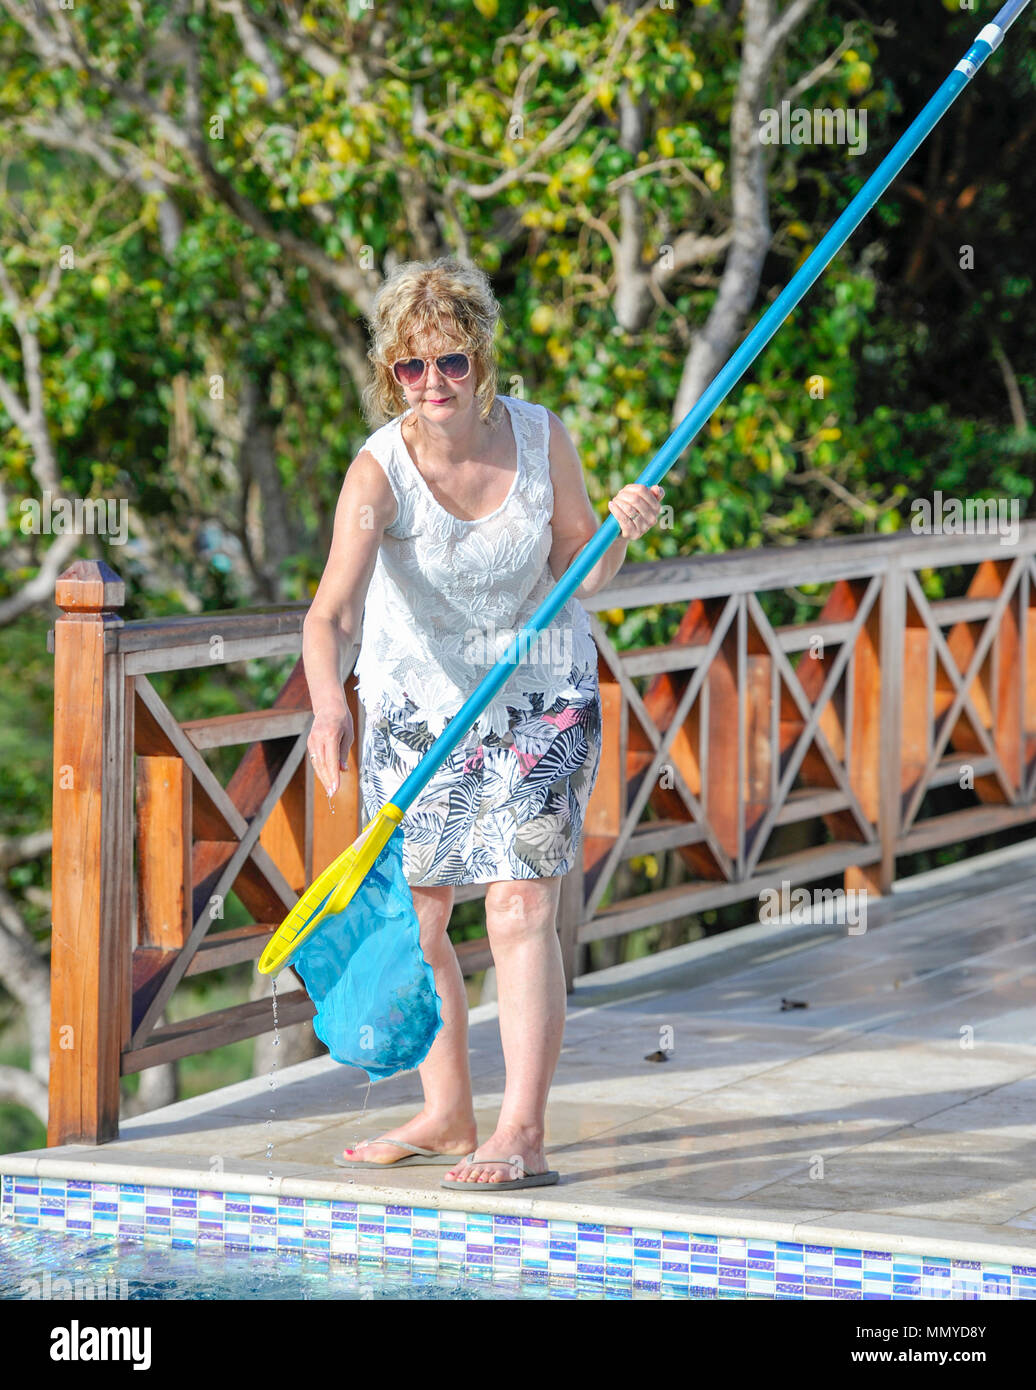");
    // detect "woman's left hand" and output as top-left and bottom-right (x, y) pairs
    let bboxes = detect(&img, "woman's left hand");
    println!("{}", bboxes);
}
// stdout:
(608, 483), (665, 540)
